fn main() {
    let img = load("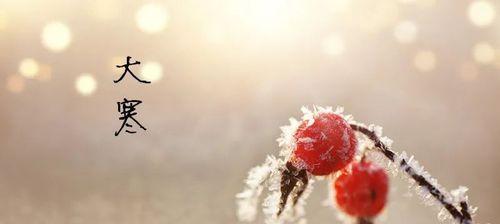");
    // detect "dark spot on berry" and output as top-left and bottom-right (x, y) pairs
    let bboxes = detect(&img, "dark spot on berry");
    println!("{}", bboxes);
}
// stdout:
(370, 189), (377, 201)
